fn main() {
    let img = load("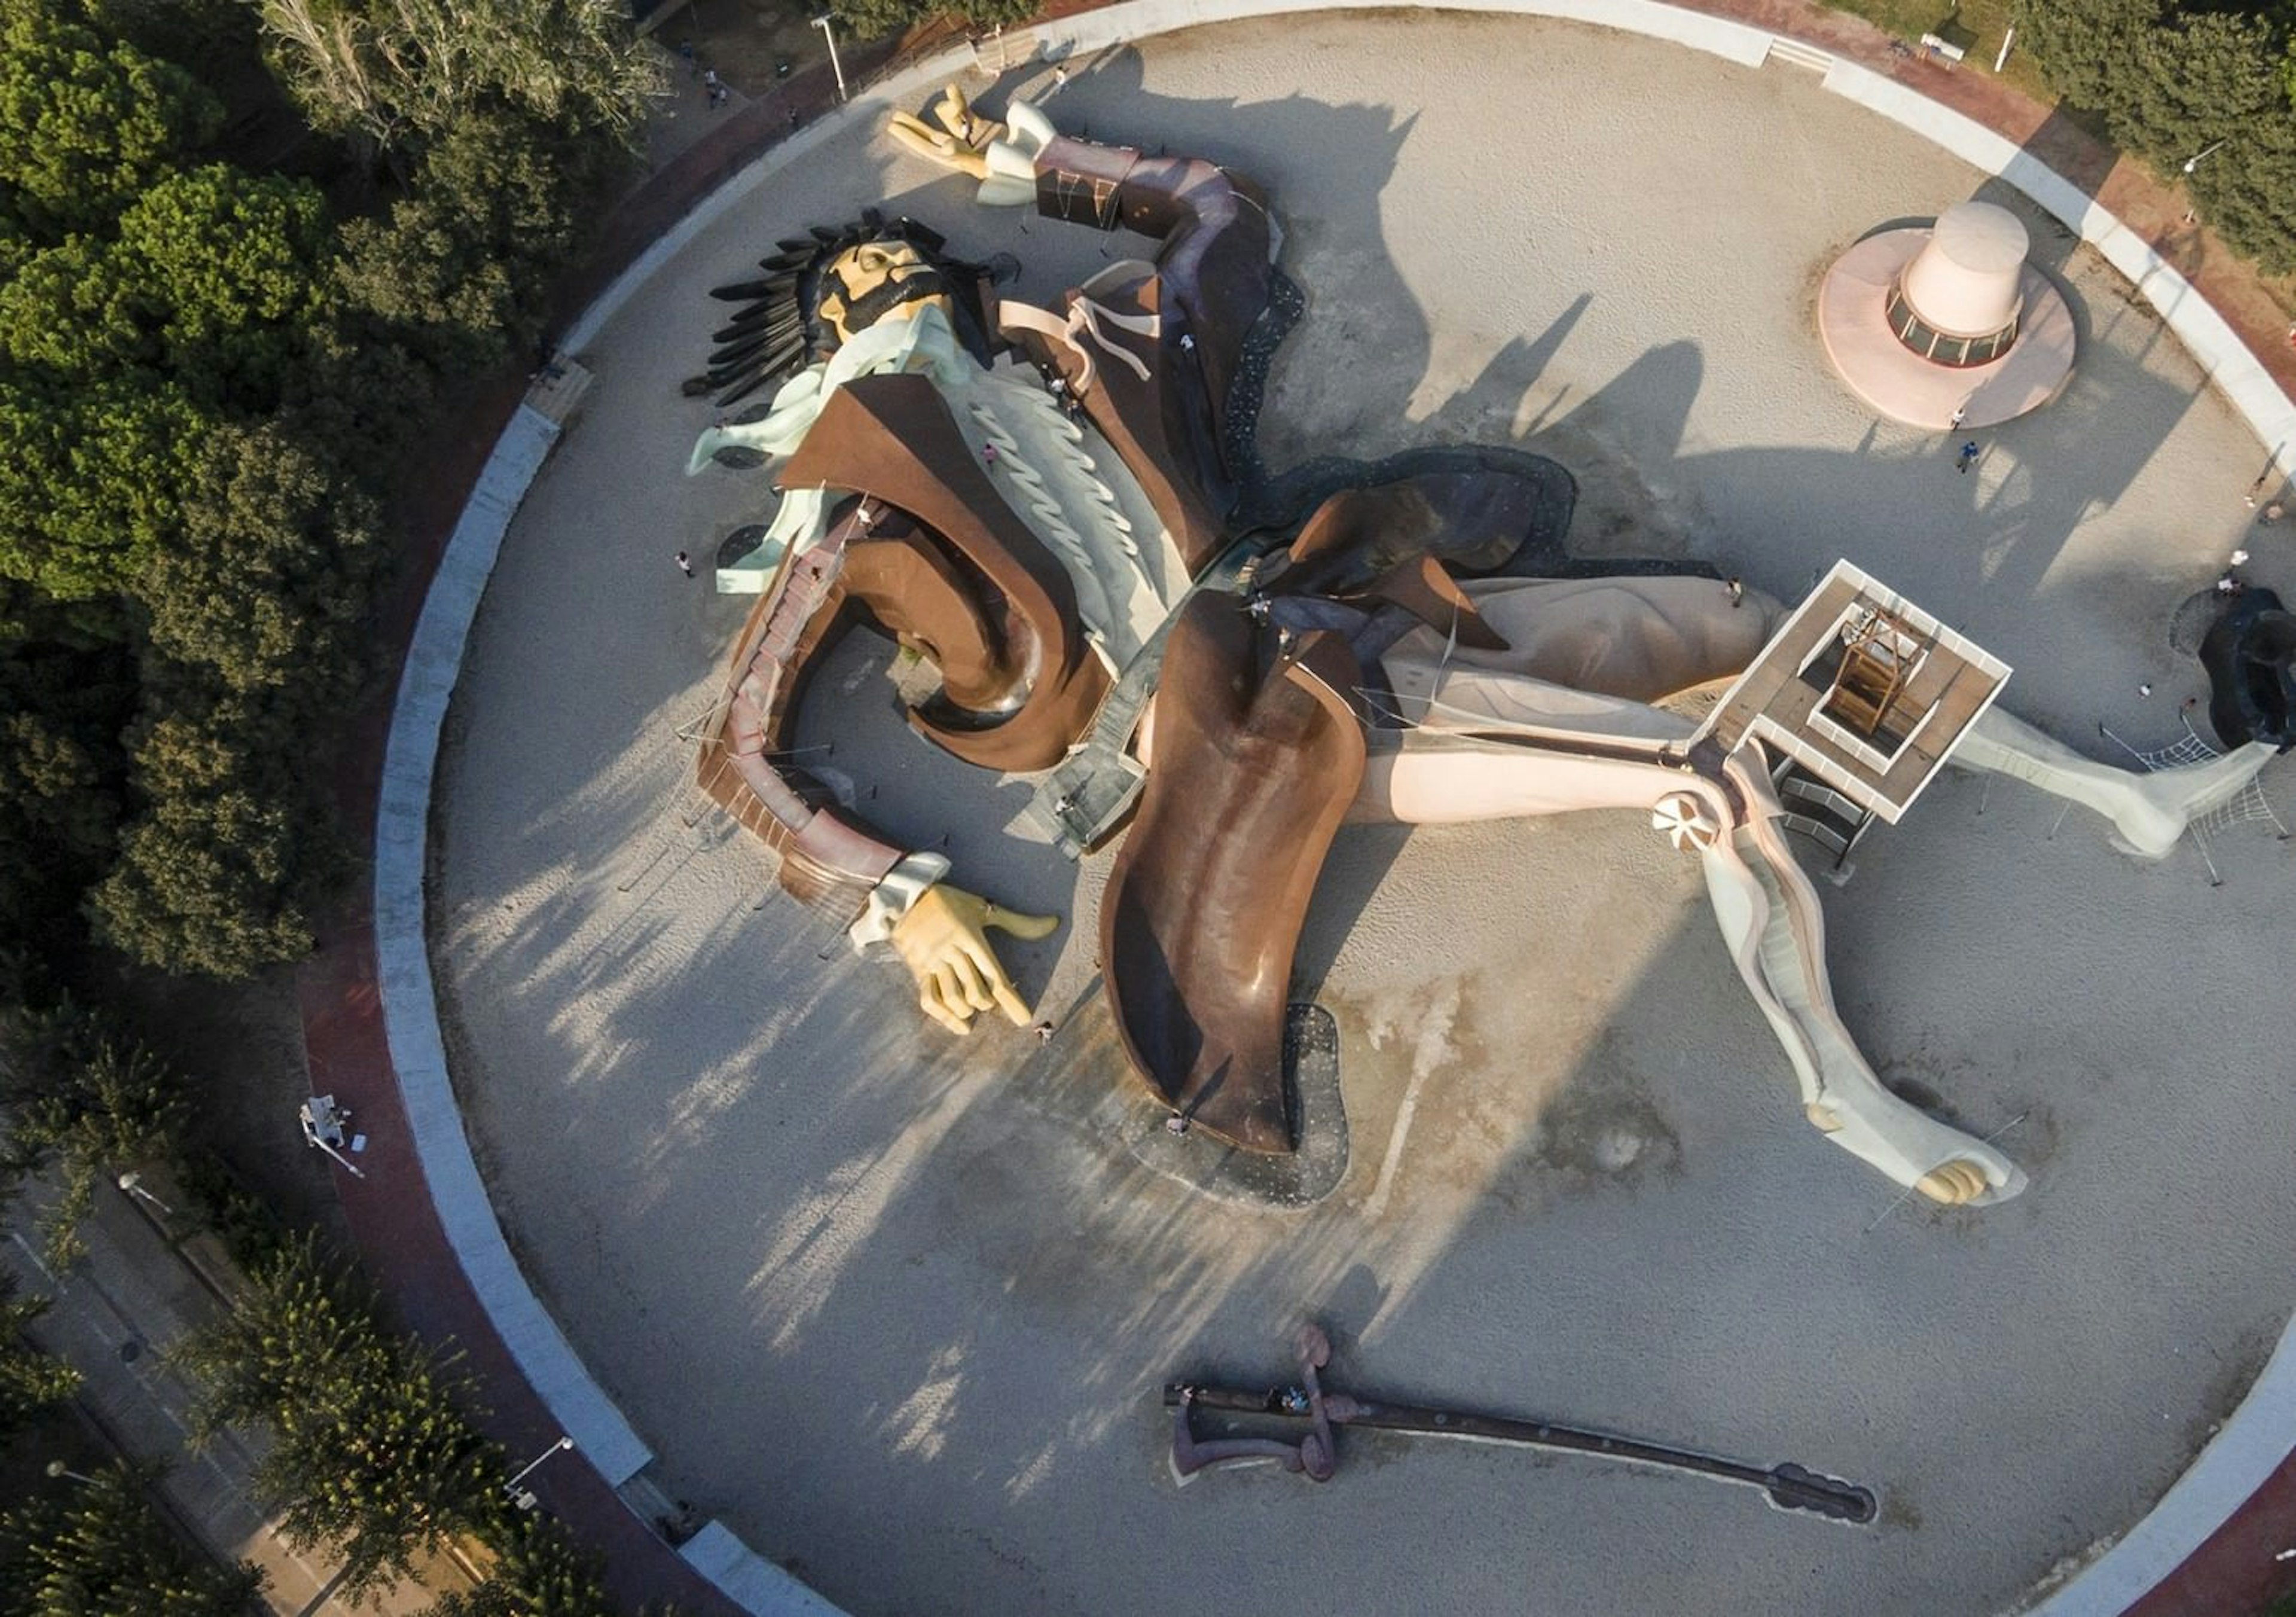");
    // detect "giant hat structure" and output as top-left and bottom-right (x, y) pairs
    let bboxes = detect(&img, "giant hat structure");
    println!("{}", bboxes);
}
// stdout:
(1816, 200), (2076, 430)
